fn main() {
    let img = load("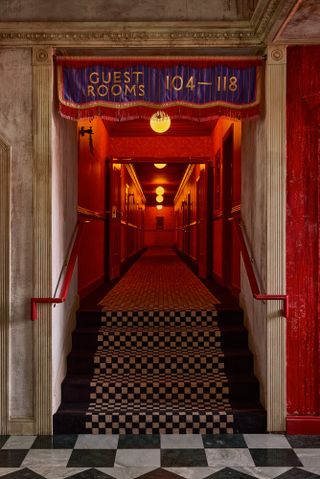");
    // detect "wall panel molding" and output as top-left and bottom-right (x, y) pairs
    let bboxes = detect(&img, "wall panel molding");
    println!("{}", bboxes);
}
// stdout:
(0, 134), (11, 434)
(32, 45), (54, 434)
(265, 45), (287, 432)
